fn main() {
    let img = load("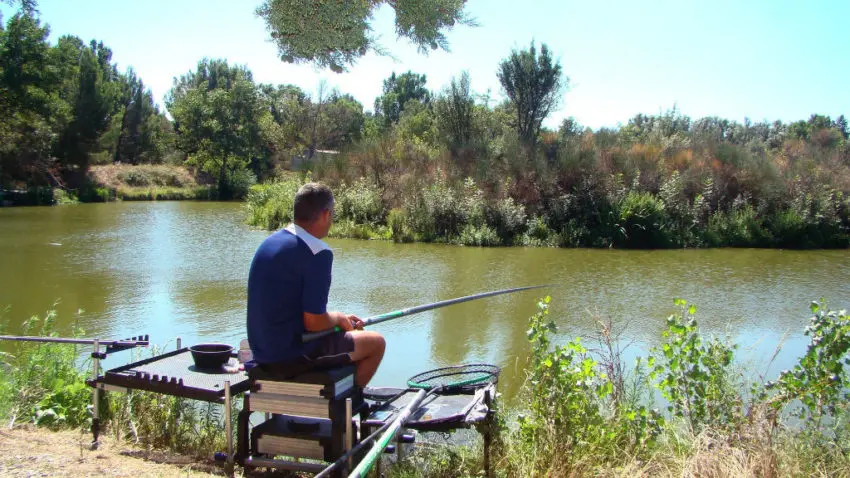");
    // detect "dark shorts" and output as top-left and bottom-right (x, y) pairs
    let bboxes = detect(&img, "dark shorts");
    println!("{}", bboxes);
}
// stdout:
(251, 332), (355, 380)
